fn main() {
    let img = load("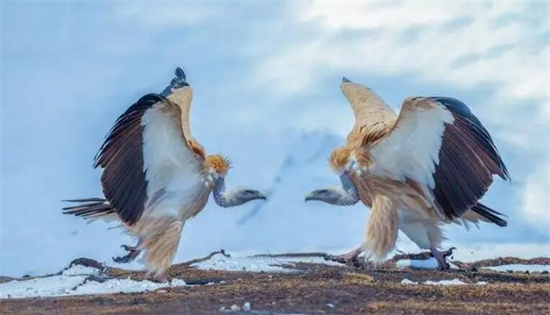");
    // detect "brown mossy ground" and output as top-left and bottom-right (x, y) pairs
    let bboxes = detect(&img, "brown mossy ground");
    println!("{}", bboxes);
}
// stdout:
(1, 256), (549, 314)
